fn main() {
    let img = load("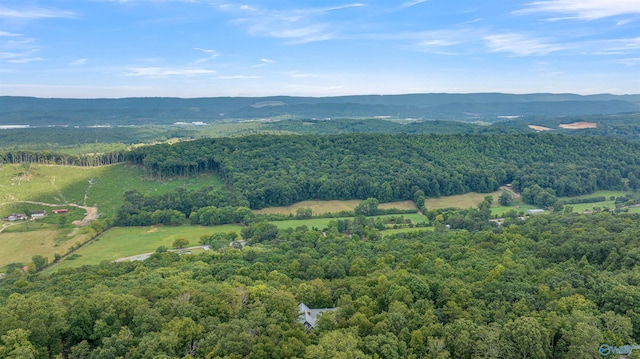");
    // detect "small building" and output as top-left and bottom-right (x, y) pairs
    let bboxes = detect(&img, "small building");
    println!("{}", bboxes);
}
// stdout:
(526, 209), (544, 215)
(31, 210), (47, 218)
(52, 209), (68, 214)
(298, 303), (337, 330)
(2, 214), (26, 221)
